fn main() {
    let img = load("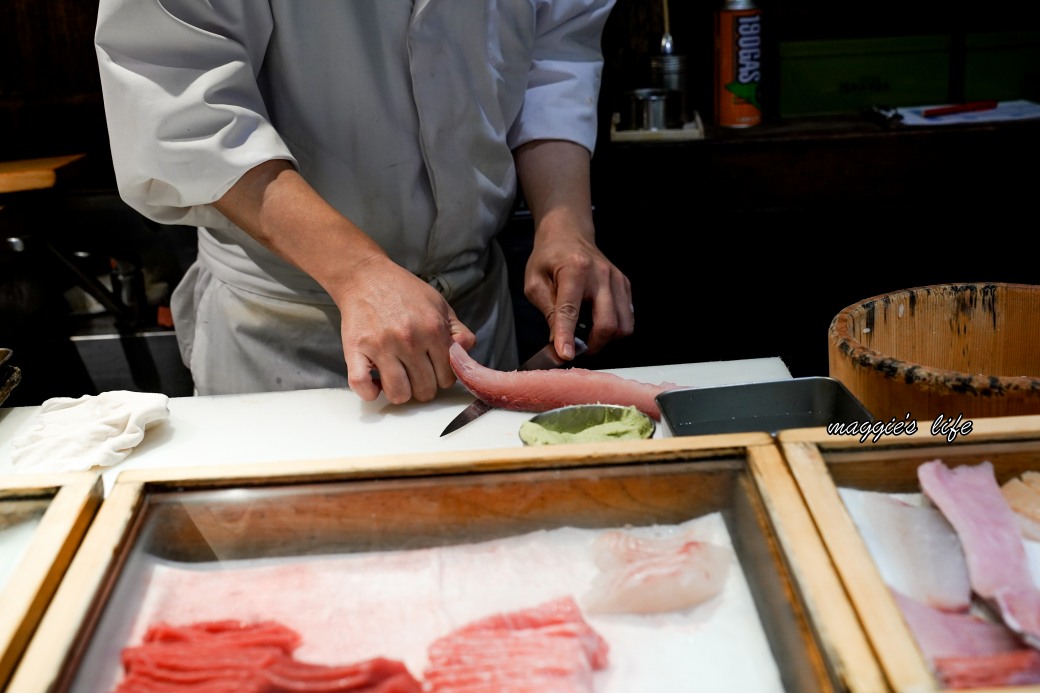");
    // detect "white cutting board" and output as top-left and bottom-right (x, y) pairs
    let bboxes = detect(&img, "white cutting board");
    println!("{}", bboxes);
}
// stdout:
(0, 357), (791, 495)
